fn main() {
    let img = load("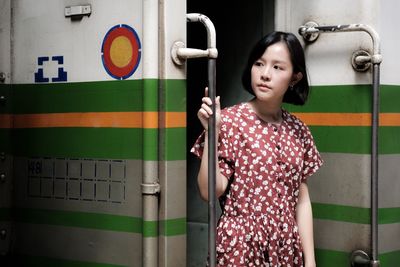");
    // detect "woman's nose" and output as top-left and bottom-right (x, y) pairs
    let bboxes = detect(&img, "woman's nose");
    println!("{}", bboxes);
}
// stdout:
(261, 67), (271, 80)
